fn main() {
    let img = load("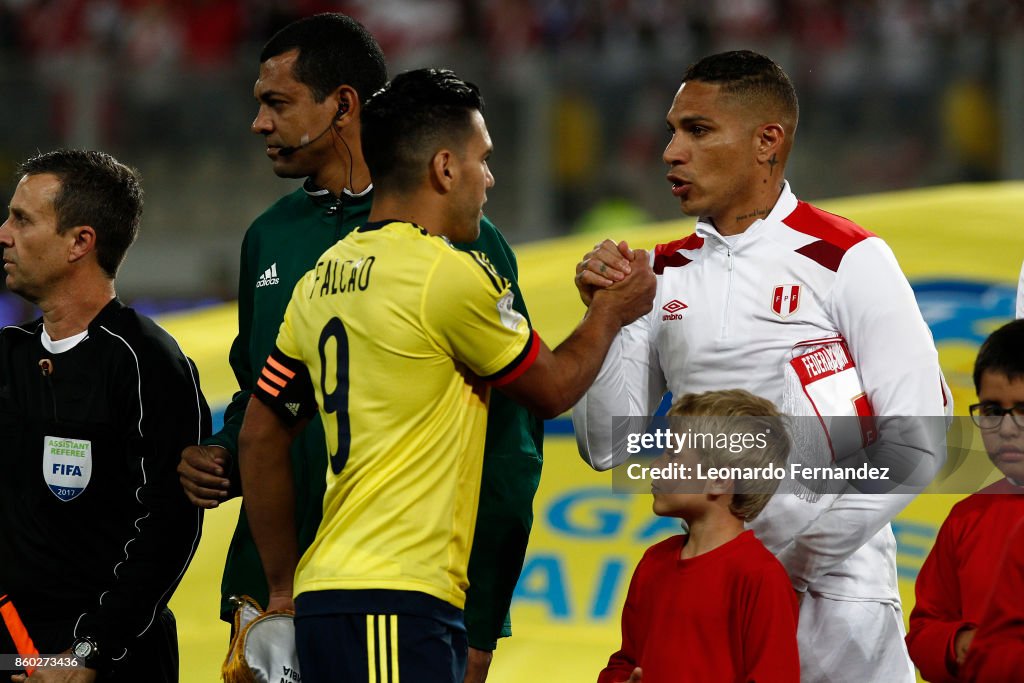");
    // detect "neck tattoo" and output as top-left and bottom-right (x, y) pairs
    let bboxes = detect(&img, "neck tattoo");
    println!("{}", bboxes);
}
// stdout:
(734, 207), (770, 223)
